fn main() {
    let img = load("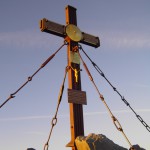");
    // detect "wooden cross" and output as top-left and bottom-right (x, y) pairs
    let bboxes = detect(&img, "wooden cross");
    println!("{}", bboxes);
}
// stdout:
(40, 5), (100, 150)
